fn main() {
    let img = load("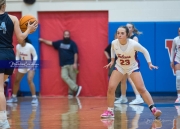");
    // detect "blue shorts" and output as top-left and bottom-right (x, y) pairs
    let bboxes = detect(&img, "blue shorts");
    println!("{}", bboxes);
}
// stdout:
(174, 61), (180, 66)
(0, 48), (15, 75)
